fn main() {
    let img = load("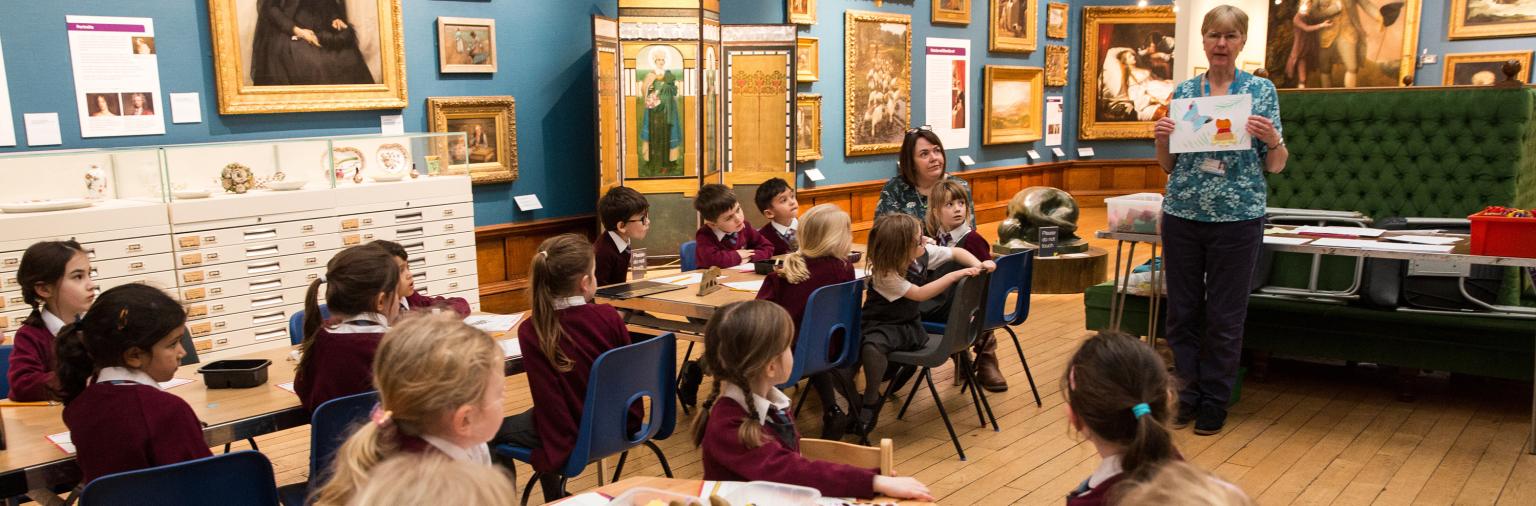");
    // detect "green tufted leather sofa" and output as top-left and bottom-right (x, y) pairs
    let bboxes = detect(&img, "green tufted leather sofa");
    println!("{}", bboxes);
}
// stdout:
(1084, 87), (1536, 380)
